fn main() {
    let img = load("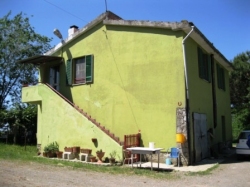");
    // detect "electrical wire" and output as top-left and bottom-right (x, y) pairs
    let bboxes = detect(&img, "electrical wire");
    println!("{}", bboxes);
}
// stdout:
(43, 0), (88, 23)
(102, 30), (140, 131)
